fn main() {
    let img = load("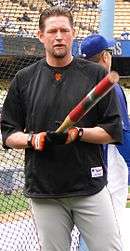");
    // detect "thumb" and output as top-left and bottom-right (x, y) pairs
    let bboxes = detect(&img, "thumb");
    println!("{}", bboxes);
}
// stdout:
(66, 128), (79, 144)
